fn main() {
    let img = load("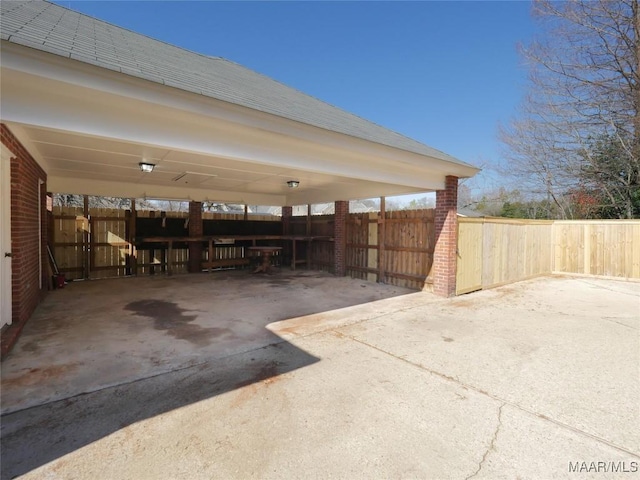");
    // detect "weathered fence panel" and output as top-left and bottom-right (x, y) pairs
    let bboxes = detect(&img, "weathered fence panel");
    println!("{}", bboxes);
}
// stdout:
(384, 209), (434, 289)
(136, 210), (190, 275)
(345, 212), (371, 281)
(345, 209), (435, 290)
(309, 215), (334, 271)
